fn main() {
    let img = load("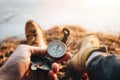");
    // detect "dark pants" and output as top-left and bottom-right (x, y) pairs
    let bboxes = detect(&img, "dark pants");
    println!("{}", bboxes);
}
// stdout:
(87, 54), (120, 80)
